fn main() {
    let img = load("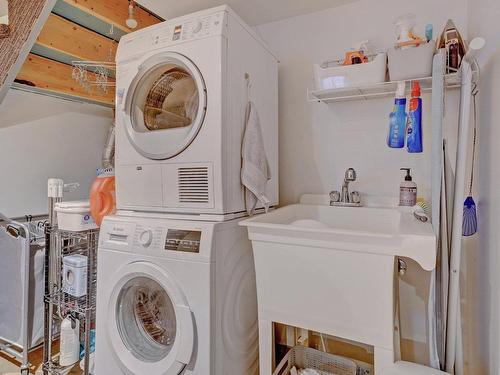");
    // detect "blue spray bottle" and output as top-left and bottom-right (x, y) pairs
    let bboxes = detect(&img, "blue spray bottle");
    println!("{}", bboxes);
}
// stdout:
(387, 82), (407, 148)
(407, 81), (423, 153)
